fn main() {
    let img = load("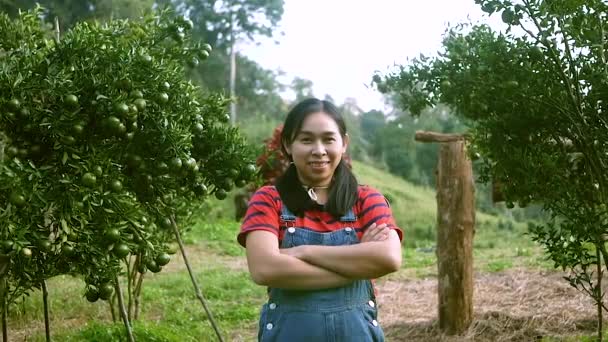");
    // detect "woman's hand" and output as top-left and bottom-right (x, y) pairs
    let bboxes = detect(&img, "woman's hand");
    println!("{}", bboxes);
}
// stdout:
(279, 223), (390, 260)
(360, 223), (389, 243)
(280, 245), (307, 260)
